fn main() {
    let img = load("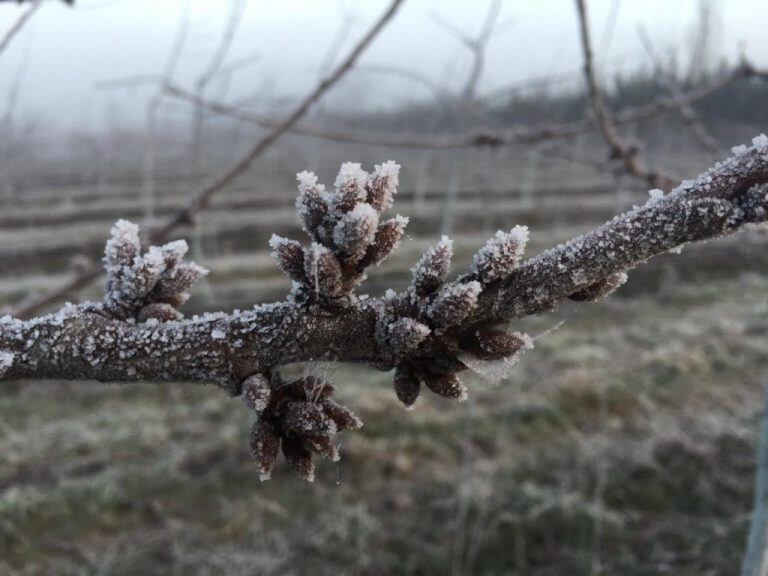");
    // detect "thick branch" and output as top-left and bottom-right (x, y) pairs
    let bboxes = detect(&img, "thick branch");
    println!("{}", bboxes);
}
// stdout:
(3, 139), (767, 387)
